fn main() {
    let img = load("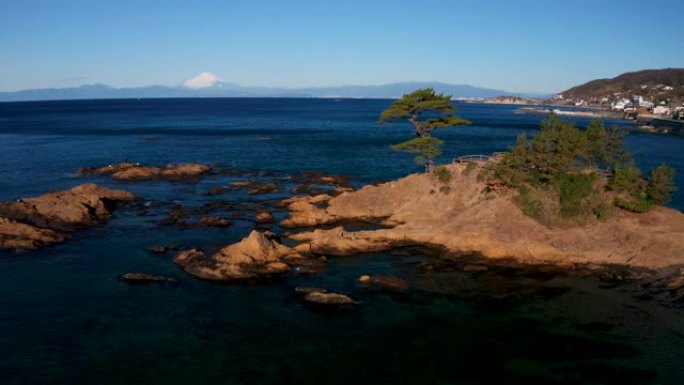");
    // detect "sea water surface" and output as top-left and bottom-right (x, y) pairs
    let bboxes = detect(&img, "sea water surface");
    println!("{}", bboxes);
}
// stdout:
(0, 98), (682, 384)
